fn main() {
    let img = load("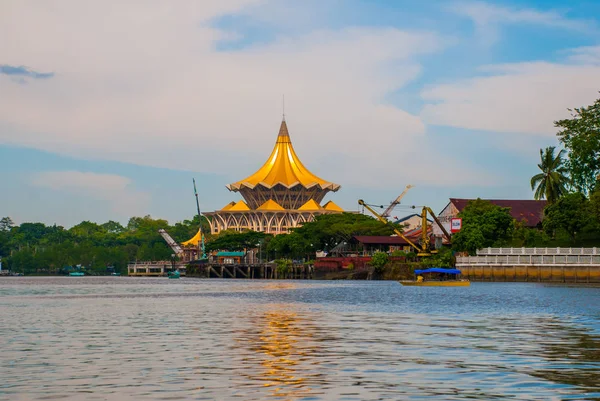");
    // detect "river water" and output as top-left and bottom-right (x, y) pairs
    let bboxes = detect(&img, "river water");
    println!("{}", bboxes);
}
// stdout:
(0, 277), (599, 401)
